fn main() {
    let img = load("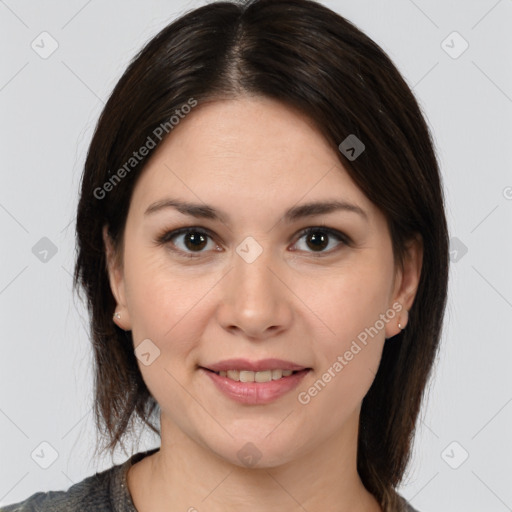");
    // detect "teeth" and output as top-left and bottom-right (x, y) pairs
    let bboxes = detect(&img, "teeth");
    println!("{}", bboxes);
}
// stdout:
(240, 370), (255, 382)
(272, 369), (282, 380)
(216, 369), (297, 382)
(255, 370), (272, 382)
